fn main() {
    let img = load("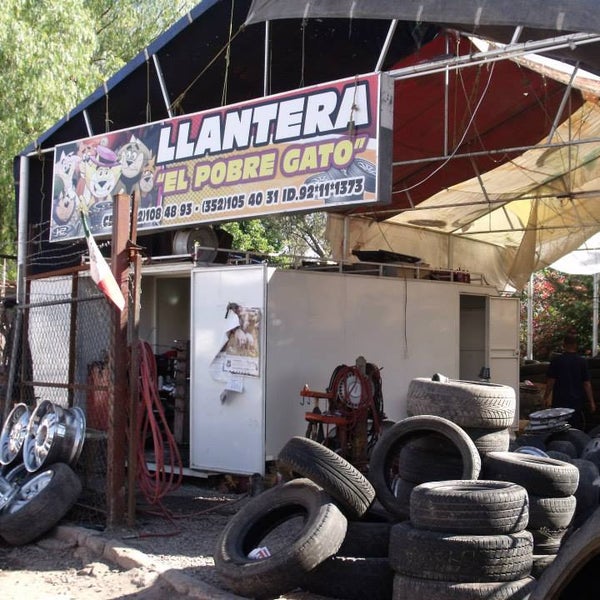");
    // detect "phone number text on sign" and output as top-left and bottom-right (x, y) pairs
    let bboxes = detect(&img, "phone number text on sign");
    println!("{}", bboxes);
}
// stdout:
(197, 176), (365, 216)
